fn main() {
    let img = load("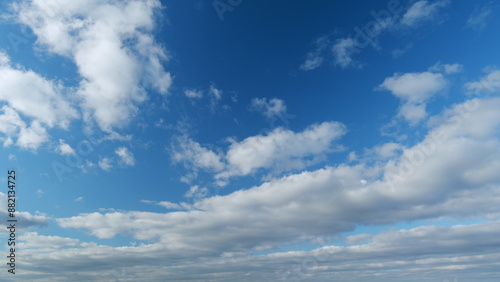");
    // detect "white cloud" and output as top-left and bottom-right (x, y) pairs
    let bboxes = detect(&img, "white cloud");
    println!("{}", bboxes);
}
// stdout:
(300, 55), (323, 71)
(20, 232), (80, 249)
(331, 38), (359, 68)
(0, 106), (24, 136)
(12, 220), (500, 280)
(0, 96), (491, 280)
(184, 89), (203, 99)
(465, 69), (500, 95)
(1, 192), (48, 228)
(98, 157), (112, 172)
(141, 199), (187, 210)
(400, 0), (449, 27)
(36, 189), (45, 197)
(209, 85), (222, 101)
(302, 1), (450, 70)
(157, 201), (182, 210)
(172, 137), (225, 173)
(59, 97), (500, 246)
(300, 36), (329, 71)
(397, 102), (427, 124)
(184, 185), (208, 199)
(57, 139), (75, 155)
(74, 196), (84, 202)
(173, 122), (346, 183)
(0, 51), (78, 129)
(115, 147), (135, 167)
(379, 71), (447, 103)
(8, 154), (16, 161)
(466, 5), (493, 31)
(379, 69), (448, 124)
(250, 97), (286, 119)
(208, 84), (224, 111)
(220, 121), (346, 178)
(365, 142), (404, 159)
(0, 51), (77, 150)
(429, 62), (463, 74)
(77, 159), (95, 174)
(13, 0), (171, 132)
(16, 120), (49, 150)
